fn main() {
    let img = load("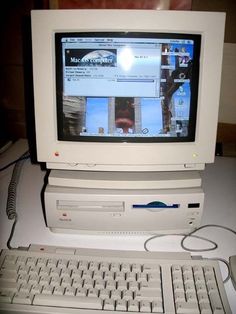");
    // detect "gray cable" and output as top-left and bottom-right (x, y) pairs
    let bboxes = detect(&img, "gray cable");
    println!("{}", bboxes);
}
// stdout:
(180, 224), (236, 252)
(144, 233), (217, 252)
(144, 224), (236, 284)
(6, 151), (29, 249)
(206, 257), (231, 283)
(144, 224), (236, 253)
